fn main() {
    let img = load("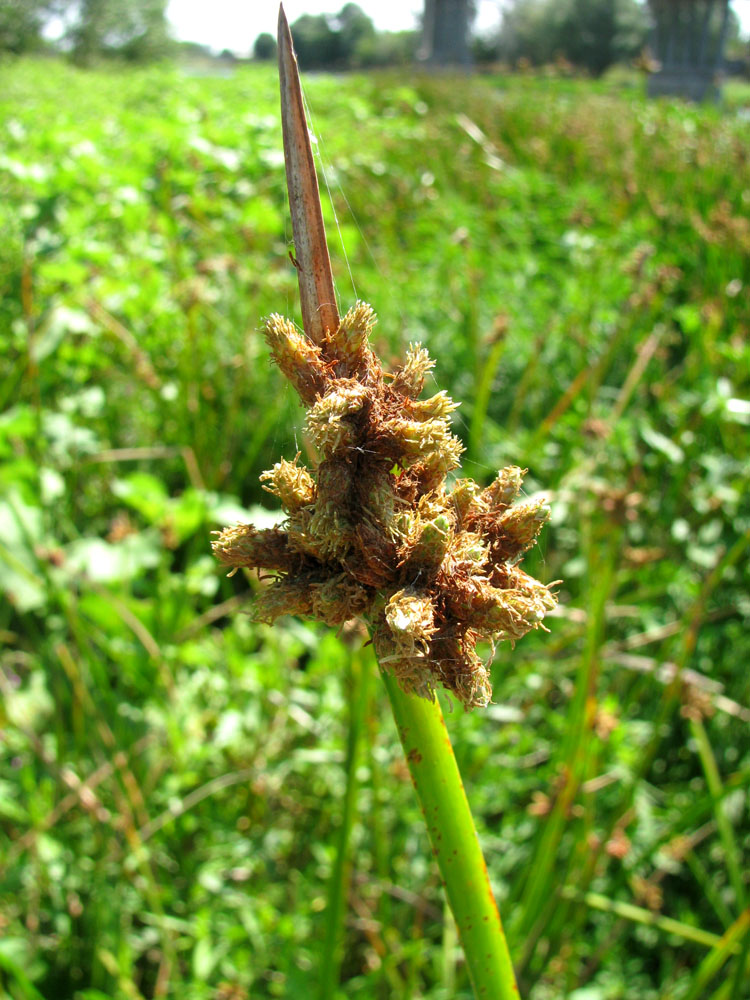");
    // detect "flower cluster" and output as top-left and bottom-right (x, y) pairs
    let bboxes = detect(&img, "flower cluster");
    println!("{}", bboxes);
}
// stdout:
(212, 303), (556, 708)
